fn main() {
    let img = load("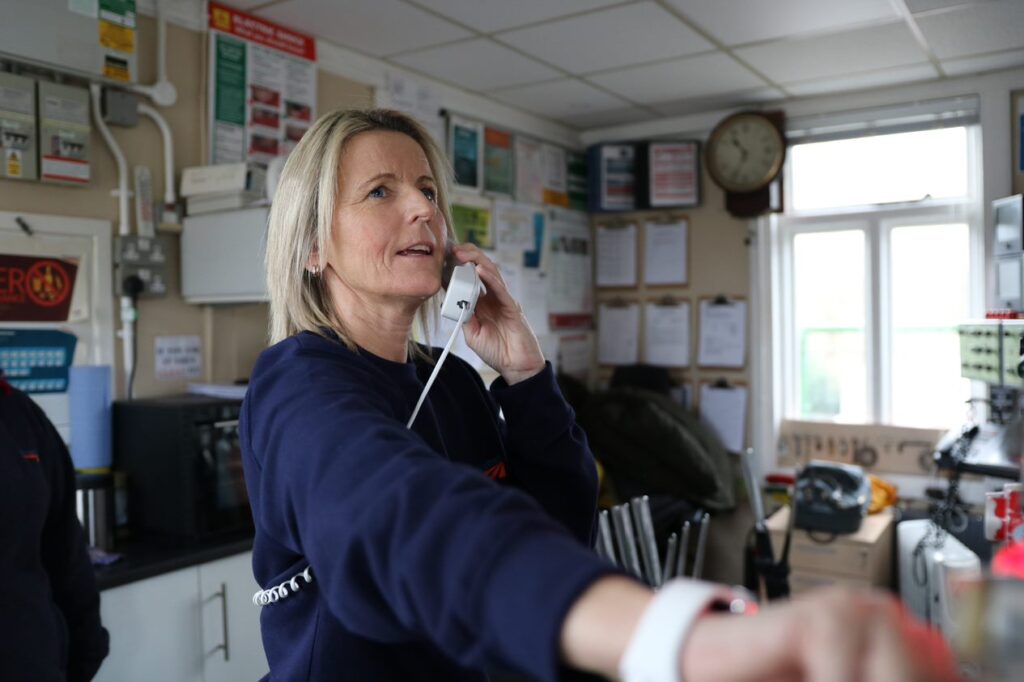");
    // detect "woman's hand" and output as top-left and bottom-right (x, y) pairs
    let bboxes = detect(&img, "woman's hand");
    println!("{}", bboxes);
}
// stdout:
(679, 587), (961, 682)
(448, 243), (545, 385)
